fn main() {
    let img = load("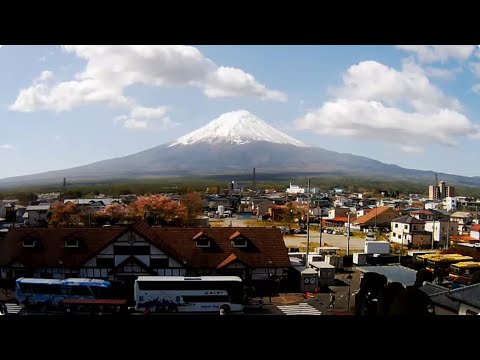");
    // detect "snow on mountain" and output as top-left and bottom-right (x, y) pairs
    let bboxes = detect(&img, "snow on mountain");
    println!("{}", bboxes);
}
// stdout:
(169, 110), (309, 147)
